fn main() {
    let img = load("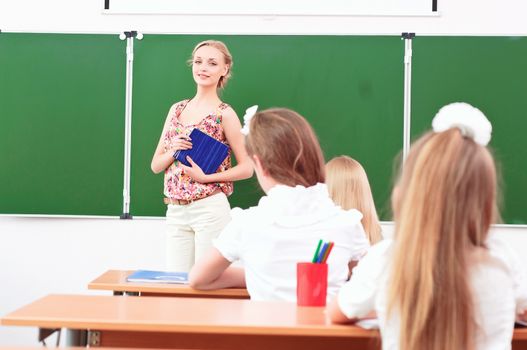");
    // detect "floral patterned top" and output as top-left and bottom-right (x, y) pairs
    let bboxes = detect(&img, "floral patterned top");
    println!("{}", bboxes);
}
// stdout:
(163, 99), (233, 201)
